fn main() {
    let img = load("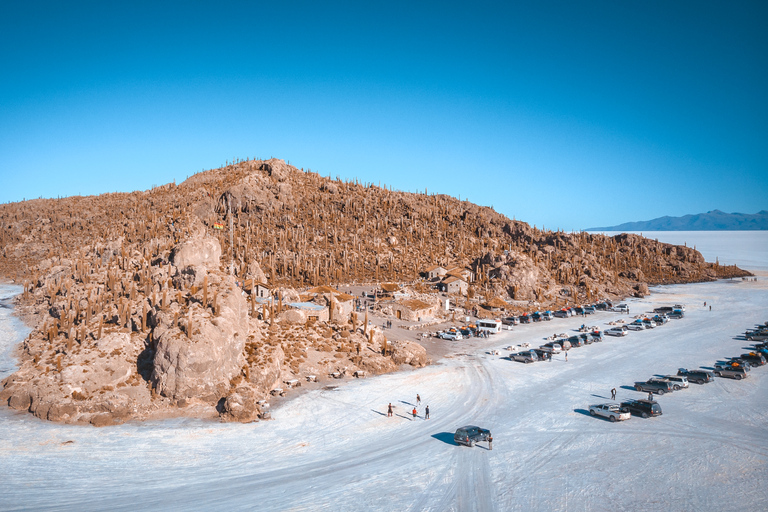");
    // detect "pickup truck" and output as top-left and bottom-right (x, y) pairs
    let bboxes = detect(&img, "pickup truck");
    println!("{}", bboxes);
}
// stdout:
(589, 404), (631, 422)
(634, 379), (673, 394)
